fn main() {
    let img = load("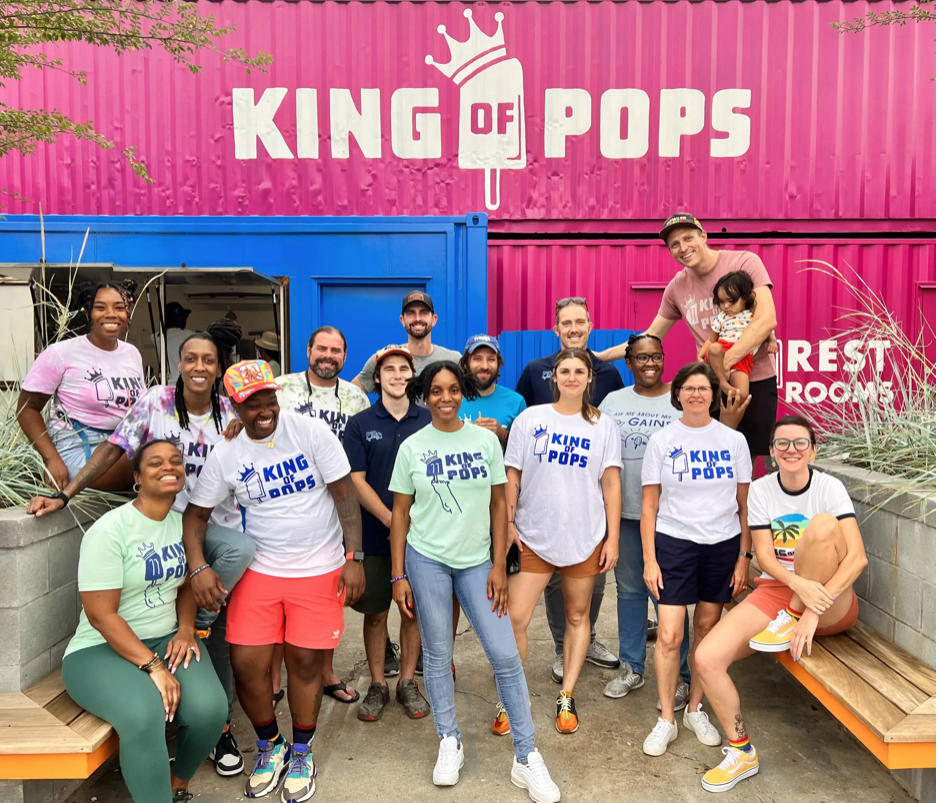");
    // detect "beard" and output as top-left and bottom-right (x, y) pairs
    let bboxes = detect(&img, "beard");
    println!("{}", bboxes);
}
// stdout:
(472, 371), (497, 391)
(406, 322), (431, 340)
(311, 359), (341, 380)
